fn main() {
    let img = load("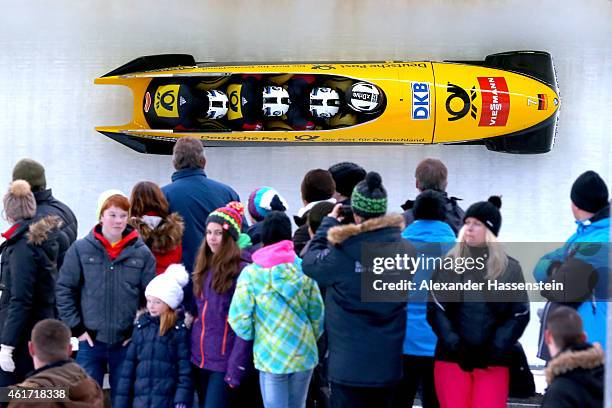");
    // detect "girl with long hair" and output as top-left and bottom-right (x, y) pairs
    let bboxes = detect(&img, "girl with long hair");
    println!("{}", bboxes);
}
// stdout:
(427, 196), (530, 408)
(190, 202), (253, 408)
(130, 181), (184, 275)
